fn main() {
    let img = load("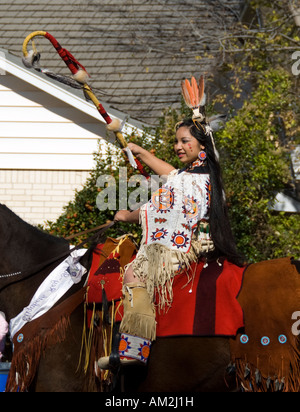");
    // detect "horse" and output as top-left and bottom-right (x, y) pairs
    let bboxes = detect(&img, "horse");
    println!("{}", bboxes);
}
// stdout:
(0, 203), (97, 392)
(0, 205), (235, 392)
(1, 203), (300, 392)
(87, 240), (300, 392)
